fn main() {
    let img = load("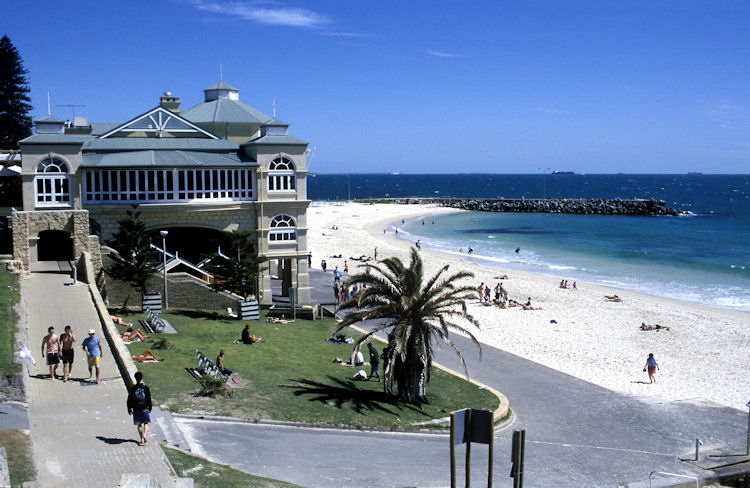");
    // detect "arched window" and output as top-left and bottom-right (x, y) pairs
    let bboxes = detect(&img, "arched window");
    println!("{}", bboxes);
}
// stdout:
(269, 214), (297, 242)
(35, 157), (70, 206)
(268, 157), (296, 192)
